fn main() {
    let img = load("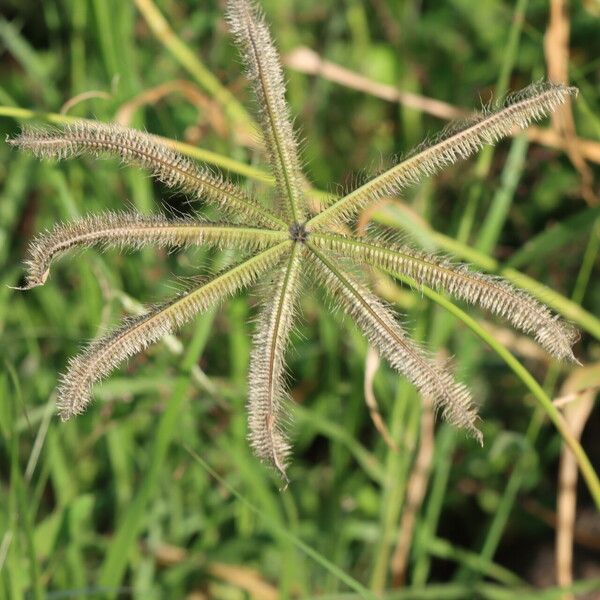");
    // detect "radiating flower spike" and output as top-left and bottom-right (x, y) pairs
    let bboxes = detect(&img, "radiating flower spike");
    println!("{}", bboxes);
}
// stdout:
(19, 211), (287, 290)
(247, 244), (304, 481)
(9, 122), (285, 229)
(308, 82), (578, 229)
(226, 0), (306, 223)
